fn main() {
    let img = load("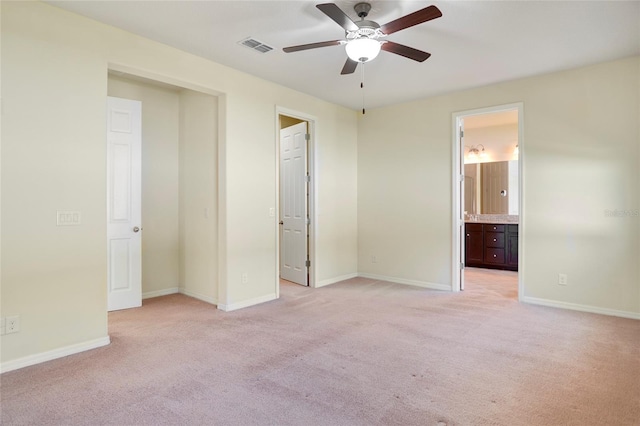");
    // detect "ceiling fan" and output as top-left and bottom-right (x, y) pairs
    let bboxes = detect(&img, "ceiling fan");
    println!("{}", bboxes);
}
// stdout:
(283, 2), (442, 75)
